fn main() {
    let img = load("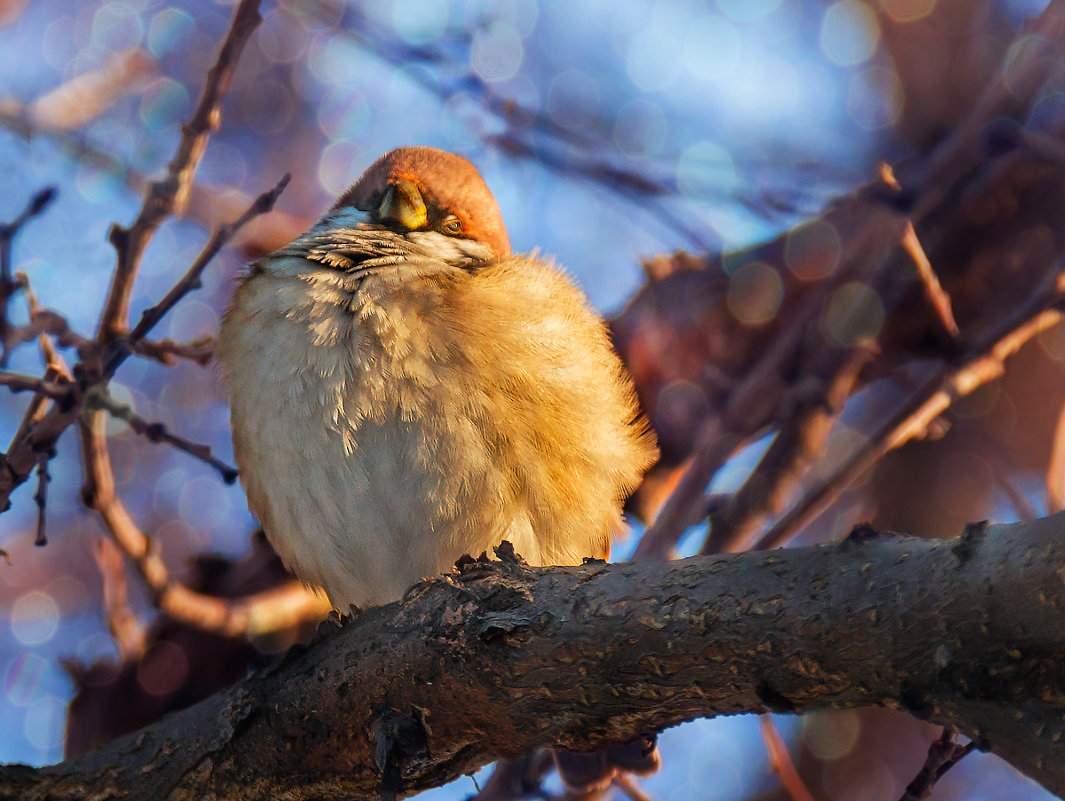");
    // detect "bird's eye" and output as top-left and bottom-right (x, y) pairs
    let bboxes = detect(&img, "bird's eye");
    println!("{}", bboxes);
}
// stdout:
(441, 215), (464, 235)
